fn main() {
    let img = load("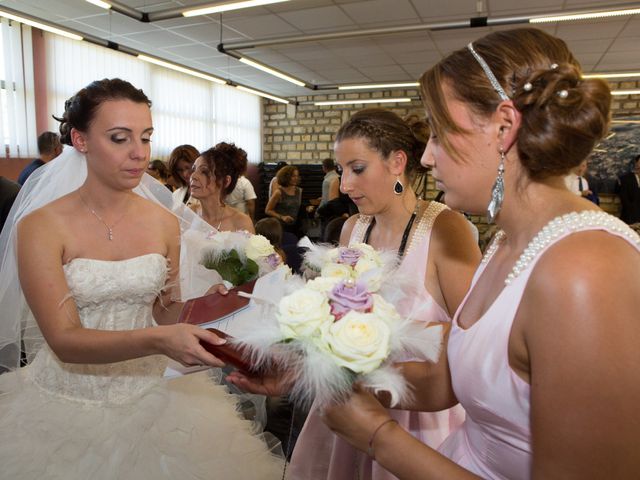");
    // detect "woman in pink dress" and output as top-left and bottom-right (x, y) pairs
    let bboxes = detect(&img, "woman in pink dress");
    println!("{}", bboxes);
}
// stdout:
(322, 28), (640, 479)
(230, 109), (481, 479)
